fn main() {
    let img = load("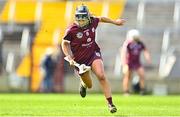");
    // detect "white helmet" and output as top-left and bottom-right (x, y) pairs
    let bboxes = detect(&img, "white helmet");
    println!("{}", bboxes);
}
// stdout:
(126, 29), (140, 41)
(75, 5), (91, 28)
